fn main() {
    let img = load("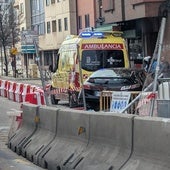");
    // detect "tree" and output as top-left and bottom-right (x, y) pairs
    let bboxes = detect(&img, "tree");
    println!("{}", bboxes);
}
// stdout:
(0, 2), (19, 76)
